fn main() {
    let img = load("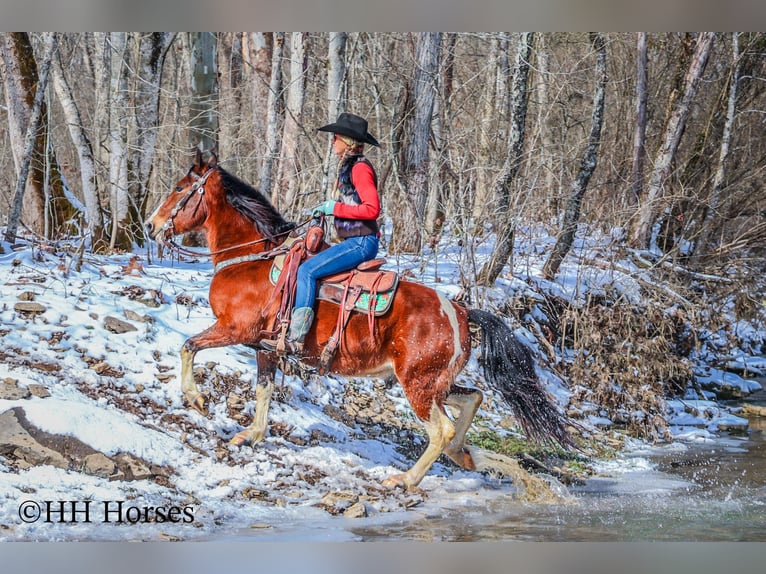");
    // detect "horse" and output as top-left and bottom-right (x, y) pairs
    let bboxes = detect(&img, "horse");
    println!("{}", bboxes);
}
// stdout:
(145, 150), (575, 490)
